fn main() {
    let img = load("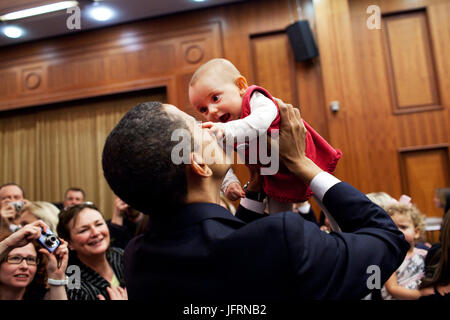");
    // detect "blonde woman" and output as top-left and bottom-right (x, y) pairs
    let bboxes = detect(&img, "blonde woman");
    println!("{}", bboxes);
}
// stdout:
(19, 202), (59, 235)
(366, 192), (398, 210)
